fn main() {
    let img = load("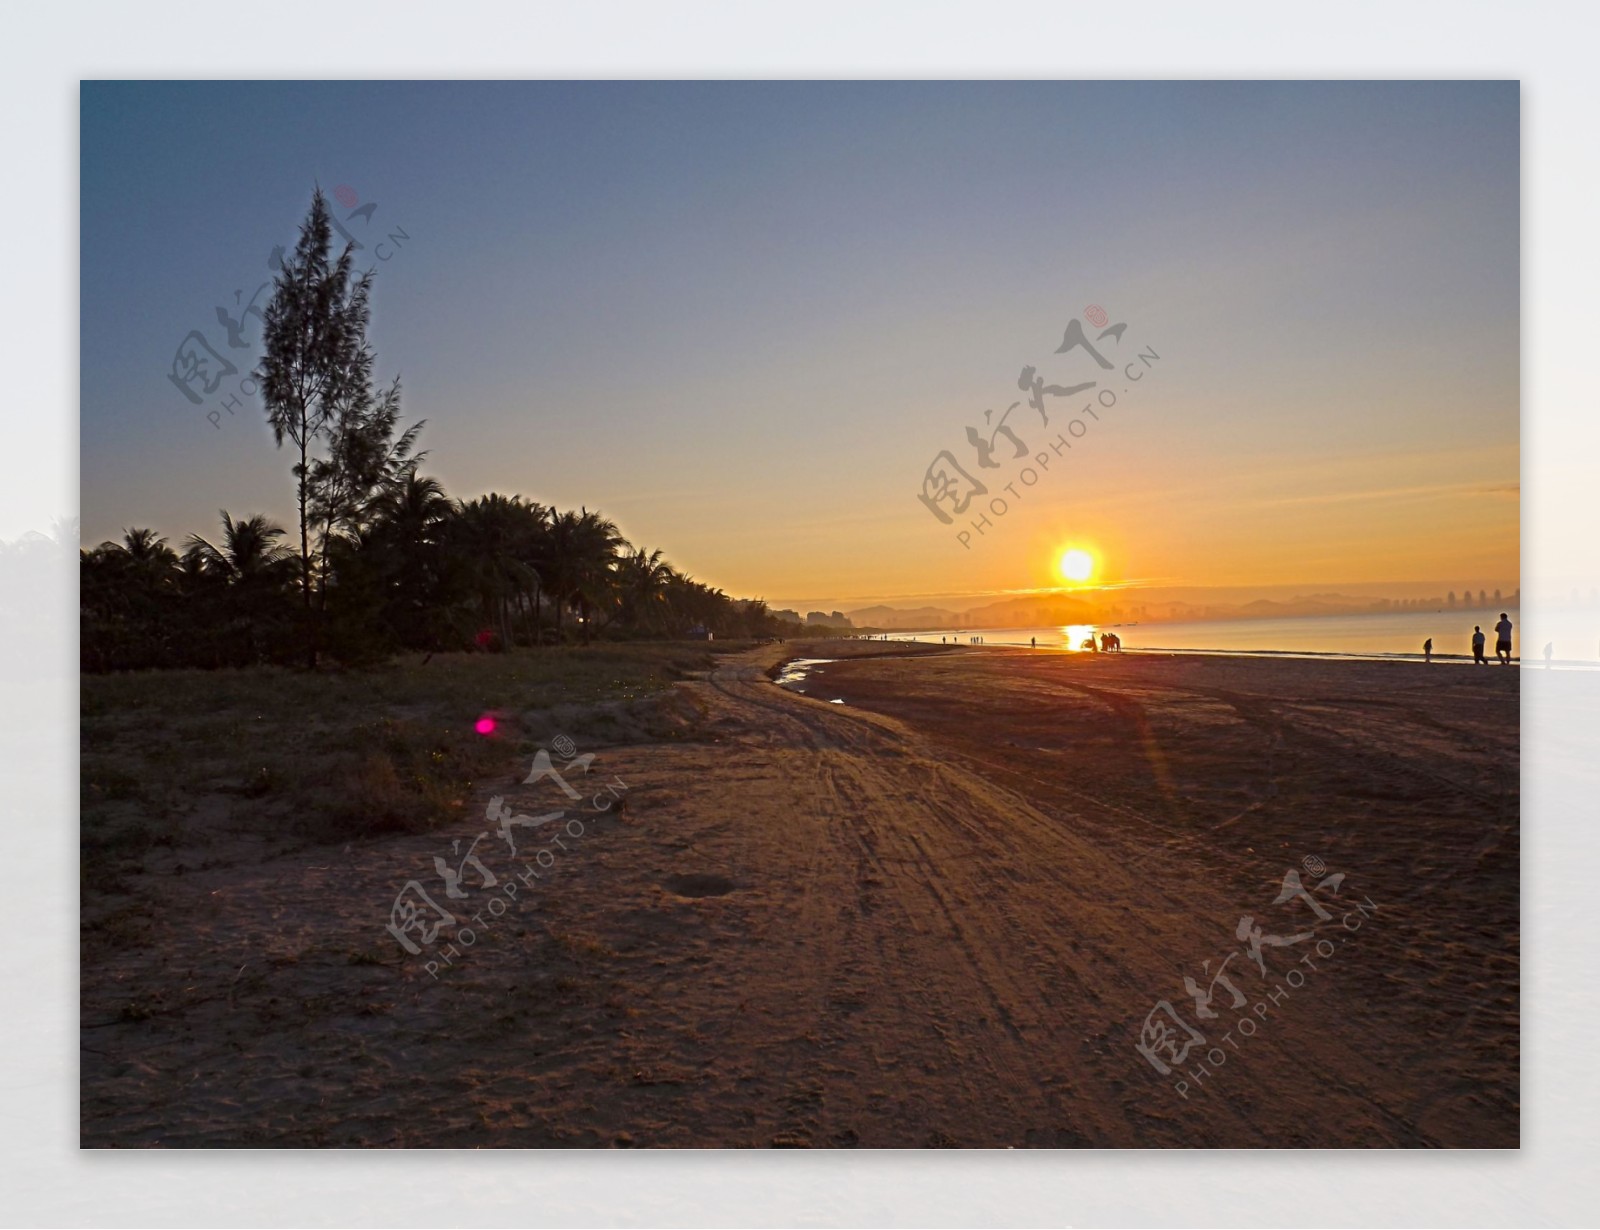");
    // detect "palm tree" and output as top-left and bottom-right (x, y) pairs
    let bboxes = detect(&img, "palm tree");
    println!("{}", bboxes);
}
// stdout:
(371, 470), (451, 544)
(186, 511), (290, 584)
(373, 469), (451, 542)
(174, 544), (213, 594)
(450, 494), (542, 650)
(510, 499), (550, 646)
(79, 529), (182, 667)
(541, 509), (581, 643)
(662, 569), (717, 636)
(545, 508), (622, 644)
(120, 527), (178, 577)
(180, 512), (292, 665)
(736, 597), (773, 638)
(363, 471), (455, 649)
(103, 528), (180, 611)
(616, 546), (673, 634)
